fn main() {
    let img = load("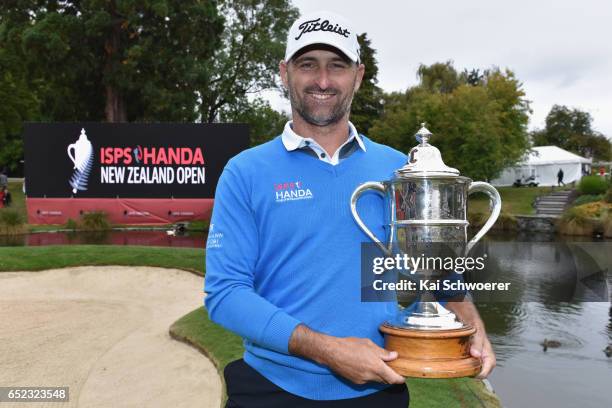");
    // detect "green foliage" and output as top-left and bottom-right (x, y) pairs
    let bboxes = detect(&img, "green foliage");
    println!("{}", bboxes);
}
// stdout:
(220, 98), (289, 146)
(531, 105), (611, 161)
(558, 201), (611, 236)
(4, 182), (26, 224)
(1, 1), (225, 123)
(370, 63), (530, 181)
(199, 0), (299, 122)
(572, 194), (603, 206)
(468, 211), (518, 231)
(0, 70), (39, 172)
(558, 206), (595, 236)
(79, 211), (110, 230)
(350, 33), (384, 135)
(560, 206), (592, 225)
(461, 68), (485, 86)
(417, 61), (461, 94)
(578, 175), (608, 195)
(65, 218), (78, 230)
(0, 208), (25, 234)
(605, 187), (612, 203)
